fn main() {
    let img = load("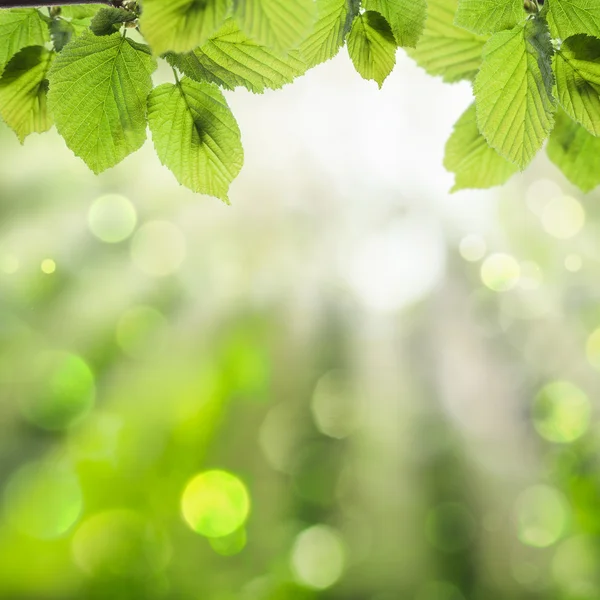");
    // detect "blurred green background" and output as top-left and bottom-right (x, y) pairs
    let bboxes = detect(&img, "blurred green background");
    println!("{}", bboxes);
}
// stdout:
(0, 50), (599, 600)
